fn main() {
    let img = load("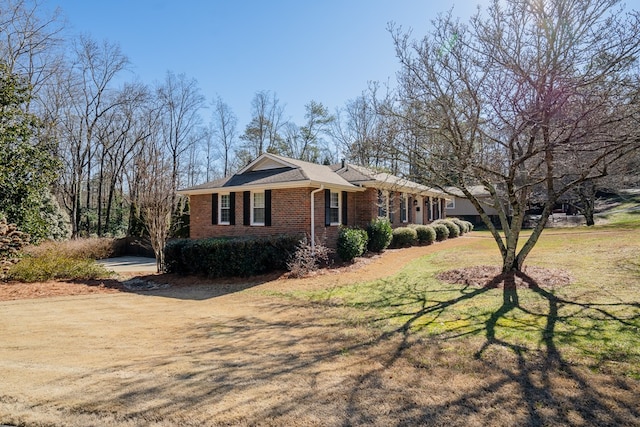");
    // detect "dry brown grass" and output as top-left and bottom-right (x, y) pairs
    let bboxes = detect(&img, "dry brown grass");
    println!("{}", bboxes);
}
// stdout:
(24, 237), (124, 260)
(0, 235), (638, 426)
